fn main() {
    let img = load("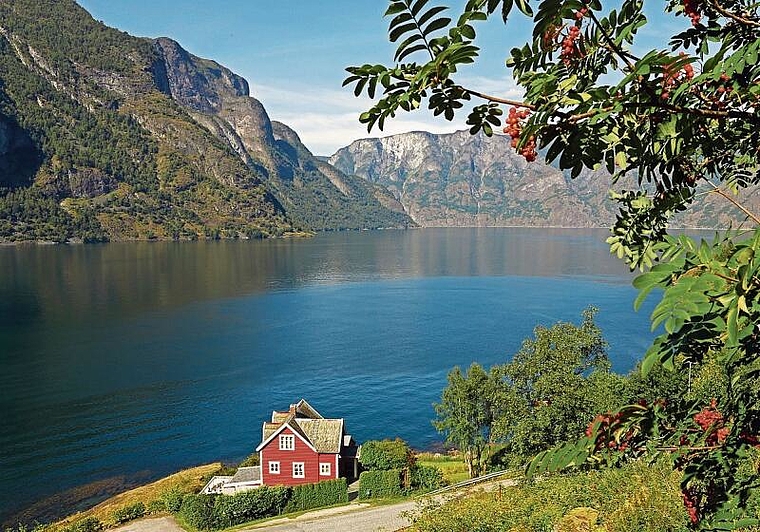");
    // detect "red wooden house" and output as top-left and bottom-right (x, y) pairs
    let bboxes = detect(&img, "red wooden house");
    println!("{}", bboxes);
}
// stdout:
(255, 399), (360, 487)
